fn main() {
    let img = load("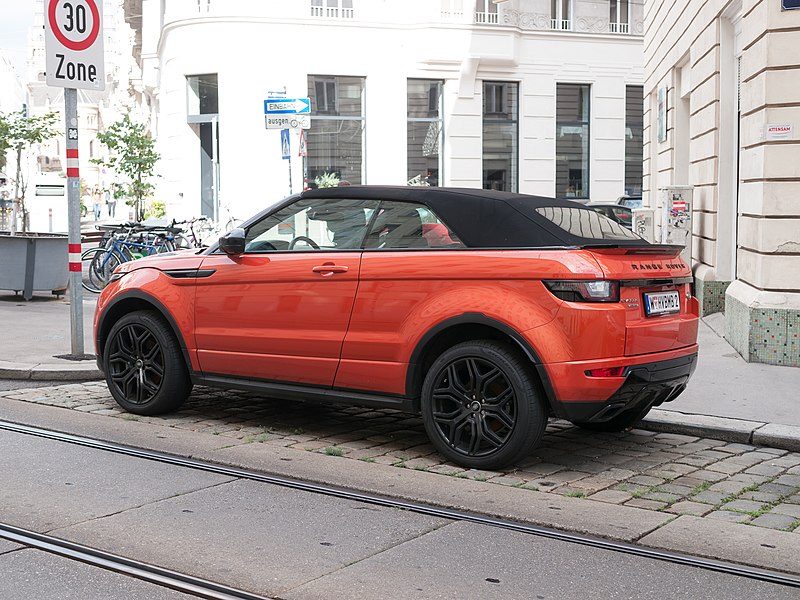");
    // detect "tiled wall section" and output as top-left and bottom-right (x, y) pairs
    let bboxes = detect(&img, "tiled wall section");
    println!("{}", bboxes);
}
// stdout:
(725, 294), (800, 367)
(694, 279), (730, 316)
